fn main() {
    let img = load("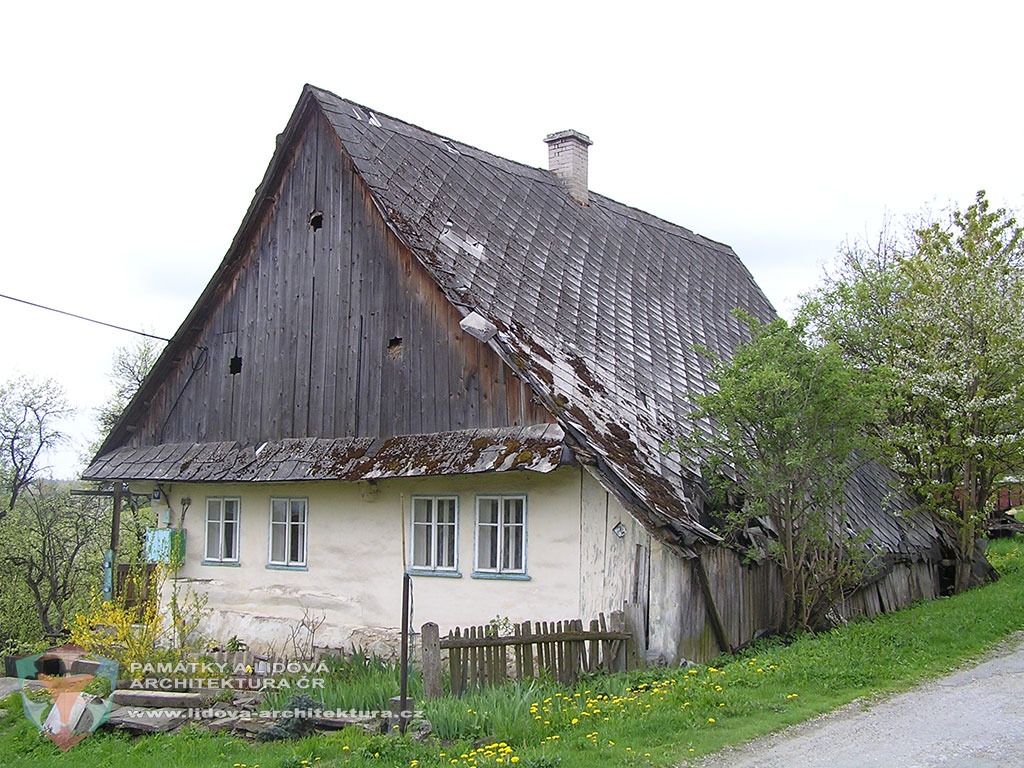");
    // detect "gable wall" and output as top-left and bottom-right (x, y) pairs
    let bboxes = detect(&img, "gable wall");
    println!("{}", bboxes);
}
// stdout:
(126, 111), (550, 448)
